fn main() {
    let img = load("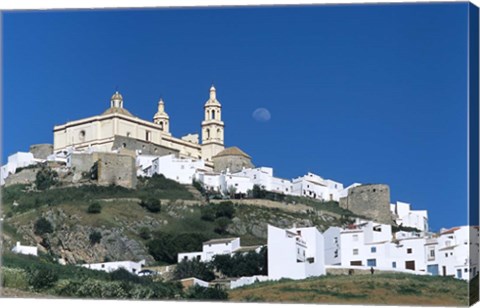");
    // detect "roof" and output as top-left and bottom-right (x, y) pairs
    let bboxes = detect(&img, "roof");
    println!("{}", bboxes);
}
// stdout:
(213, 146), (251, 159)
(234, 245), (263, 253)
(440, 227), (461, 235)
(102, 107), (134, 117)
(203, 237), (238, 245)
